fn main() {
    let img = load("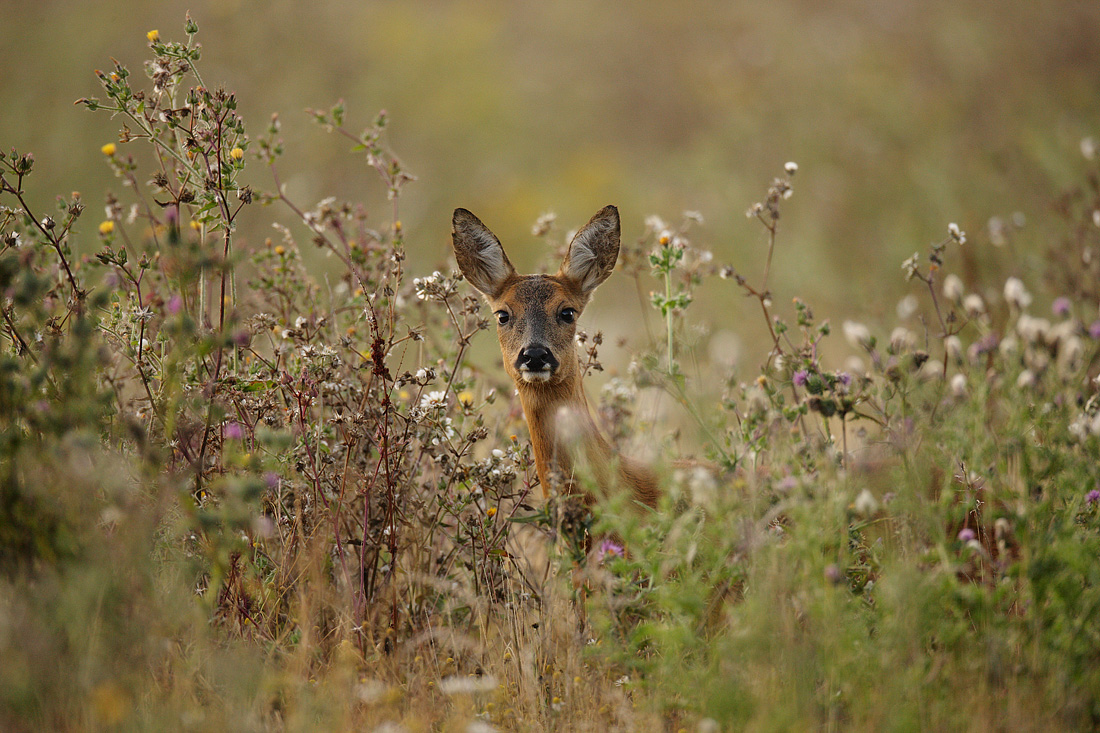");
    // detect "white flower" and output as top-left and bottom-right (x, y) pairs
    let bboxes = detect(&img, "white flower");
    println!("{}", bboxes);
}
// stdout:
(853, 489), (879, 517)
(419, 390), (447, 411)
(950, 373), (967, 398)
(889, 327), (915, 353)
(1003, 277), (1032, 310)
(942, 273), (964, 302)
(842, 320), (873, 349)
(1082, 137), (1098, 161)
(896, 294), (918, 320)
(962, 294), (985, 318)
(948, 222), (966, 244)
(784, 161), (798, 175)
(944, 335), (963, 363)
(1016, 314), (1050, 344)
